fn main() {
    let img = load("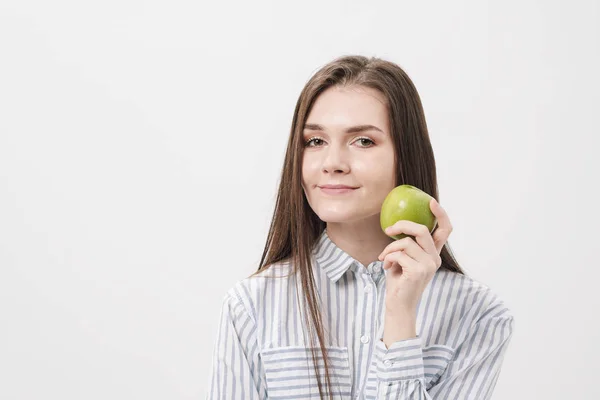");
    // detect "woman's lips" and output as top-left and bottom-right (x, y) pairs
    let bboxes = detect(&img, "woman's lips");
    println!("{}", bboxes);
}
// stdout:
(319, 187), (357, 195)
